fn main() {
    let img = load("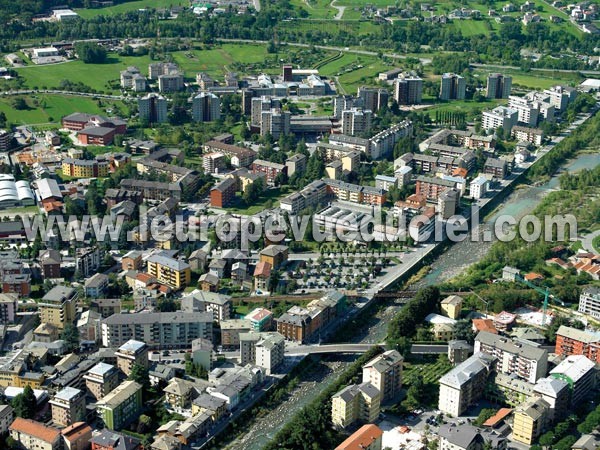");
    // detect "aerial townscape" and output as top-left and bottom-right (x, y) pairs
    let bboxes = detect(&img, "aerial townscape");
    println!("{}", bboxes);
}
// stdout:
(0, 0), (599, 449)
